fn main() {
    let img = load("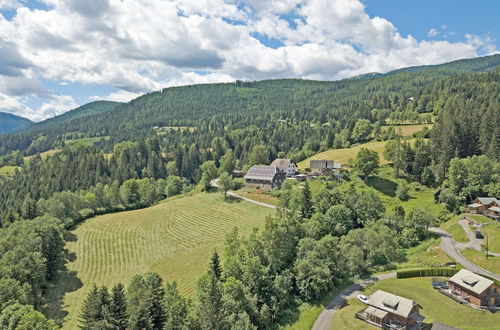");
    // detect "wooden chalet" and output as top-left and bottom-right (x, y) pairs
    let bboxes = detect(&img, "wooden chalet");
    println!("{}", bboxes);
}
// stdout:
(244, 165), (286, 190)
(447, 269), (500, 307)
(309, 159), (341, 175)
(467, 197), (499, 219)
(356, 290), (424, 329)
